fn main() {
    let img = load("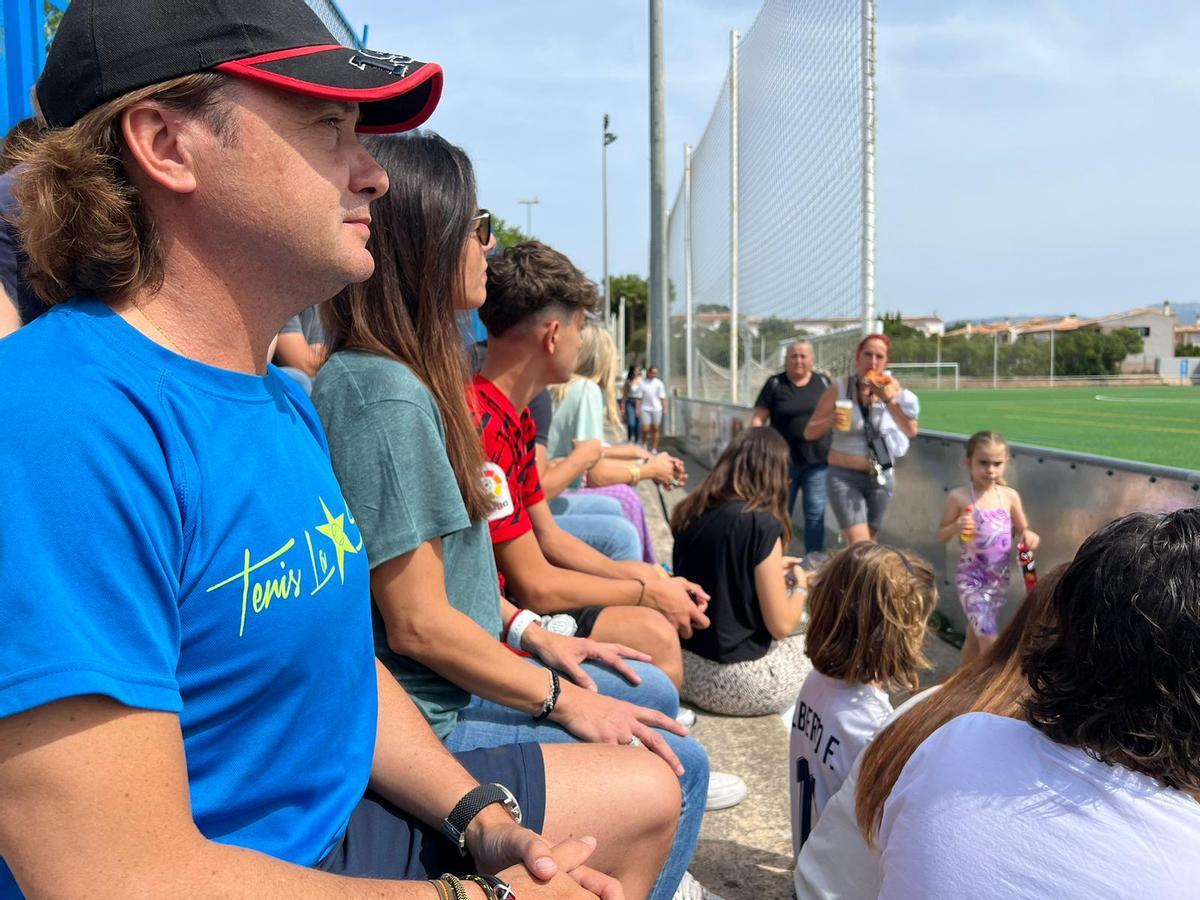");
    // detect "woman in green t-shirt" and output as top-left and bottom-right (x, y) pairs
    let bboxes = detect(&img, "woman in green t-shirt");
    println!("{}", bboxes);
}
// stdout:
(313, 133), (711, 900)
